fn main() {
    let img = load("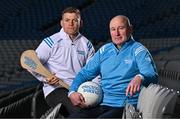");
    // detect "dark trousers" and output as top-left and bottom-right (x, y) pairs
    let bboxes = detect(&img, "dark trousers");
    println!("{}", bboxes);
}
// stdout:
(45, 87), (80, 117)
(68, 105), (124, 118)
